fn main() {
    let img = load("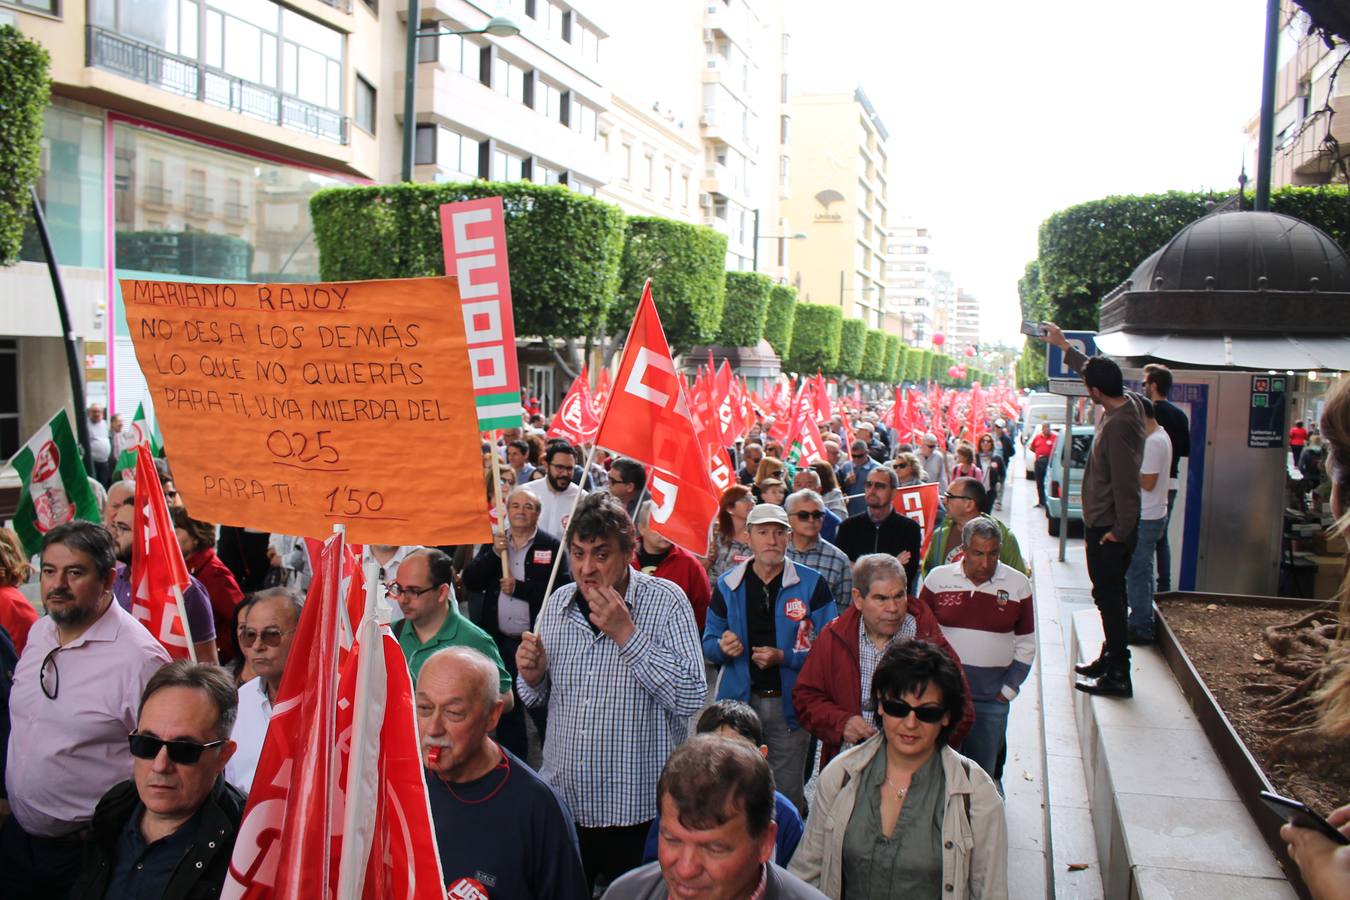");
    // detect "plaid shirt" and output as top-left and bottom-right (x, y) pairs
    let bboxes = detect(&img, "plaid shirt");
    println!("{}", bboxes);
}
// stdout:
(859, 614), (918, 727)
(517, 569), (706, 827)
(785, 537), (853, 612)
